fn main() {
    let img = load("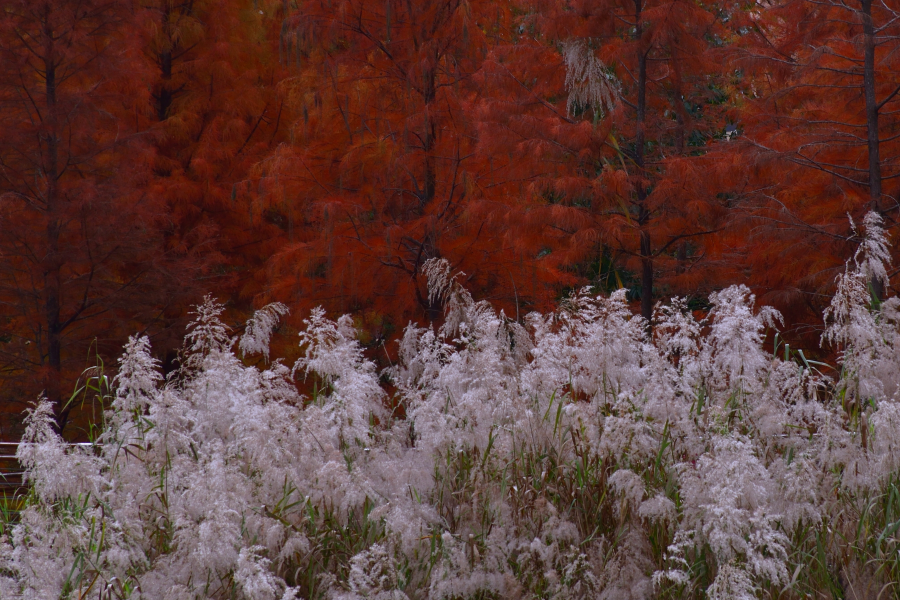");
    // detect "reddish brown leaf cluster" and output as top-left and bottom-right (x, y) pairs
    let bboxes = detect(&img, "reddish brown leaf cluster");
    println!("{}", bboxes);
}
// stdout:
(0, 0), (897, 437)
